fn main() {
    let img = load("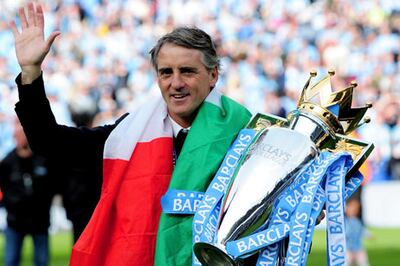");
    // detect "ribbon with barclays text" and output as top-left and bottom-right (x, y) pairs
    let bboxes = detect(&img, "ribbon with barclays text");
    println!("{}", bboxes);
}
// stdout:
(225, 152), (358, 266)
(161, 129), (363, 266)
(191, 129), (256, 265)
